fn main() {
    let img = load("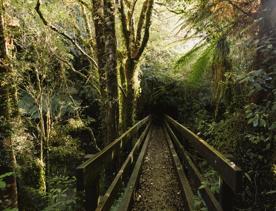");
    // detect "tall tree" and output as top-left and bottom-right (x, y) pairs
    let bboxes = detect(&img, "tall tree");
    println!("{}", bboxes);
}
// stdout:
(0, 0), (18, 208)
(104, 0), (119, 143)
(92, 0), (119, 144)
(118, 0), (154, 130)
